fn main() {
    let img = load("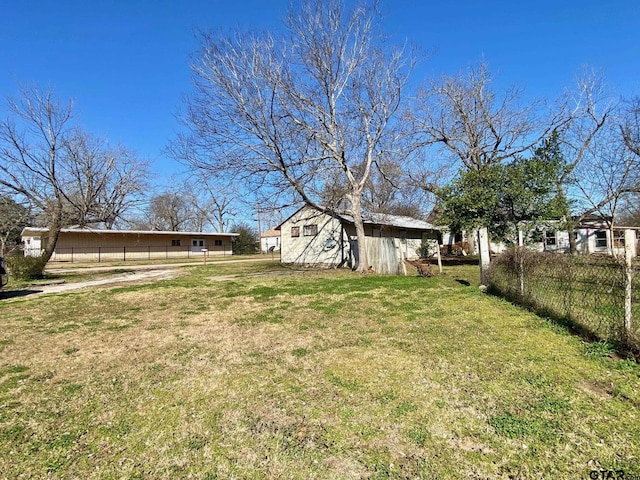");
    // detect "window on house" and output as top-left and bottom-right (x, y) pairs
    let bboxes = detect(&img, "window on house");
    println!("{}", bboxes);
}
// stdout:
(291, 226), (300, 238)
(171, 239), (181, 246)
(545, 231), (556, 246)
(595, 231), (607, 249)
(214, 239), (223, 246)
(303, 225), (318, 236)
(613, 231), (625, 248)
